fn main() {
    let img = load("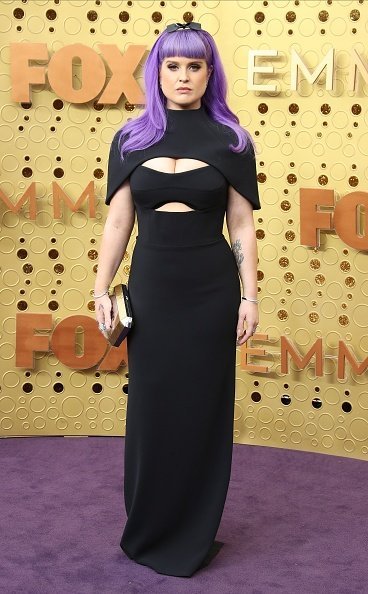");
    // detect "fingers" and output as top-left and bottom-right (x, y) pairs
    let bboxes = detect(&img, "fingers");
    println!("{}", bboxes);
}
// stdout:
(236, 328), (257, 345)
(236, 320), (259, 346)
(103, 303), (112, 330)
(95, 297), (113, 334)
